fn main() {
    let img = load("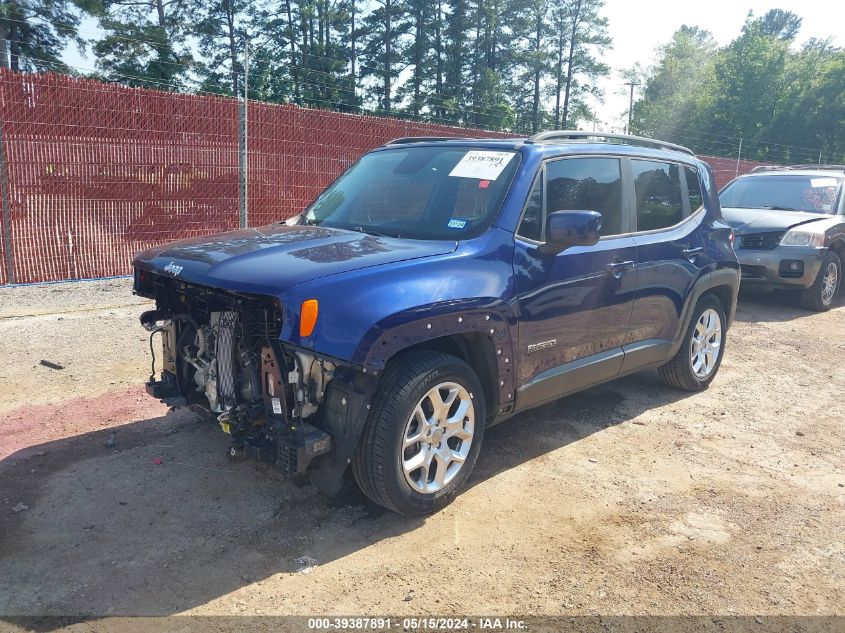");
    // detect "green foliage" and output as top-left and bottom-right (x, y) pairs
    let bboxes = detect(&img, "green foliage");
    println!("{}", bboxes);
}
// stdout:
(239, 0), (361, 109)
(358, 0), (408, 113)
(192, 0), (249, 96)
(94, 0), (193, 89)
(633, 9), (845, 163)
(8, 0), (614, 131)
(6, 0), (841, 163)
(756, 9), (801, 40)
(1, 0), (99, 71)
(244, 0), (610, 129)
(630, 26), (717, 137)
(294, 0), (360, 110)
(394, 0), (433, 118)
(548, 0), (610, 129)
(711, 15), (792, 144)
(509, 0), (554, 133)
